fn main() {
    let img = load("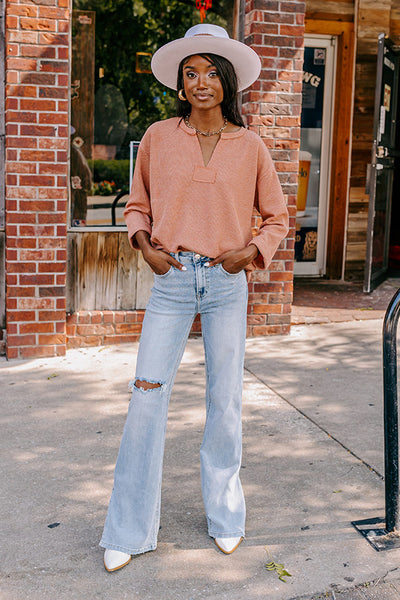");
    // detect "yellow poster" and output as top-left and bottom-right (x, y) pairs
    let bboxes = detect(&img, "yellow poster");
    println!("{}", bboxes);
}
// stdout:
(384, 84), (391, 112)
